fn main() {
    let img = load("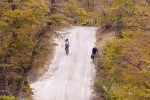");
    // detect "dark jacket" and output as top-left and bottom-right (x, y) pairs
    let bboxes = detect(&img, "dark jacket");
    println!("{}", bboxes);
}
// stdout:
(92, 47), (98, 55)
